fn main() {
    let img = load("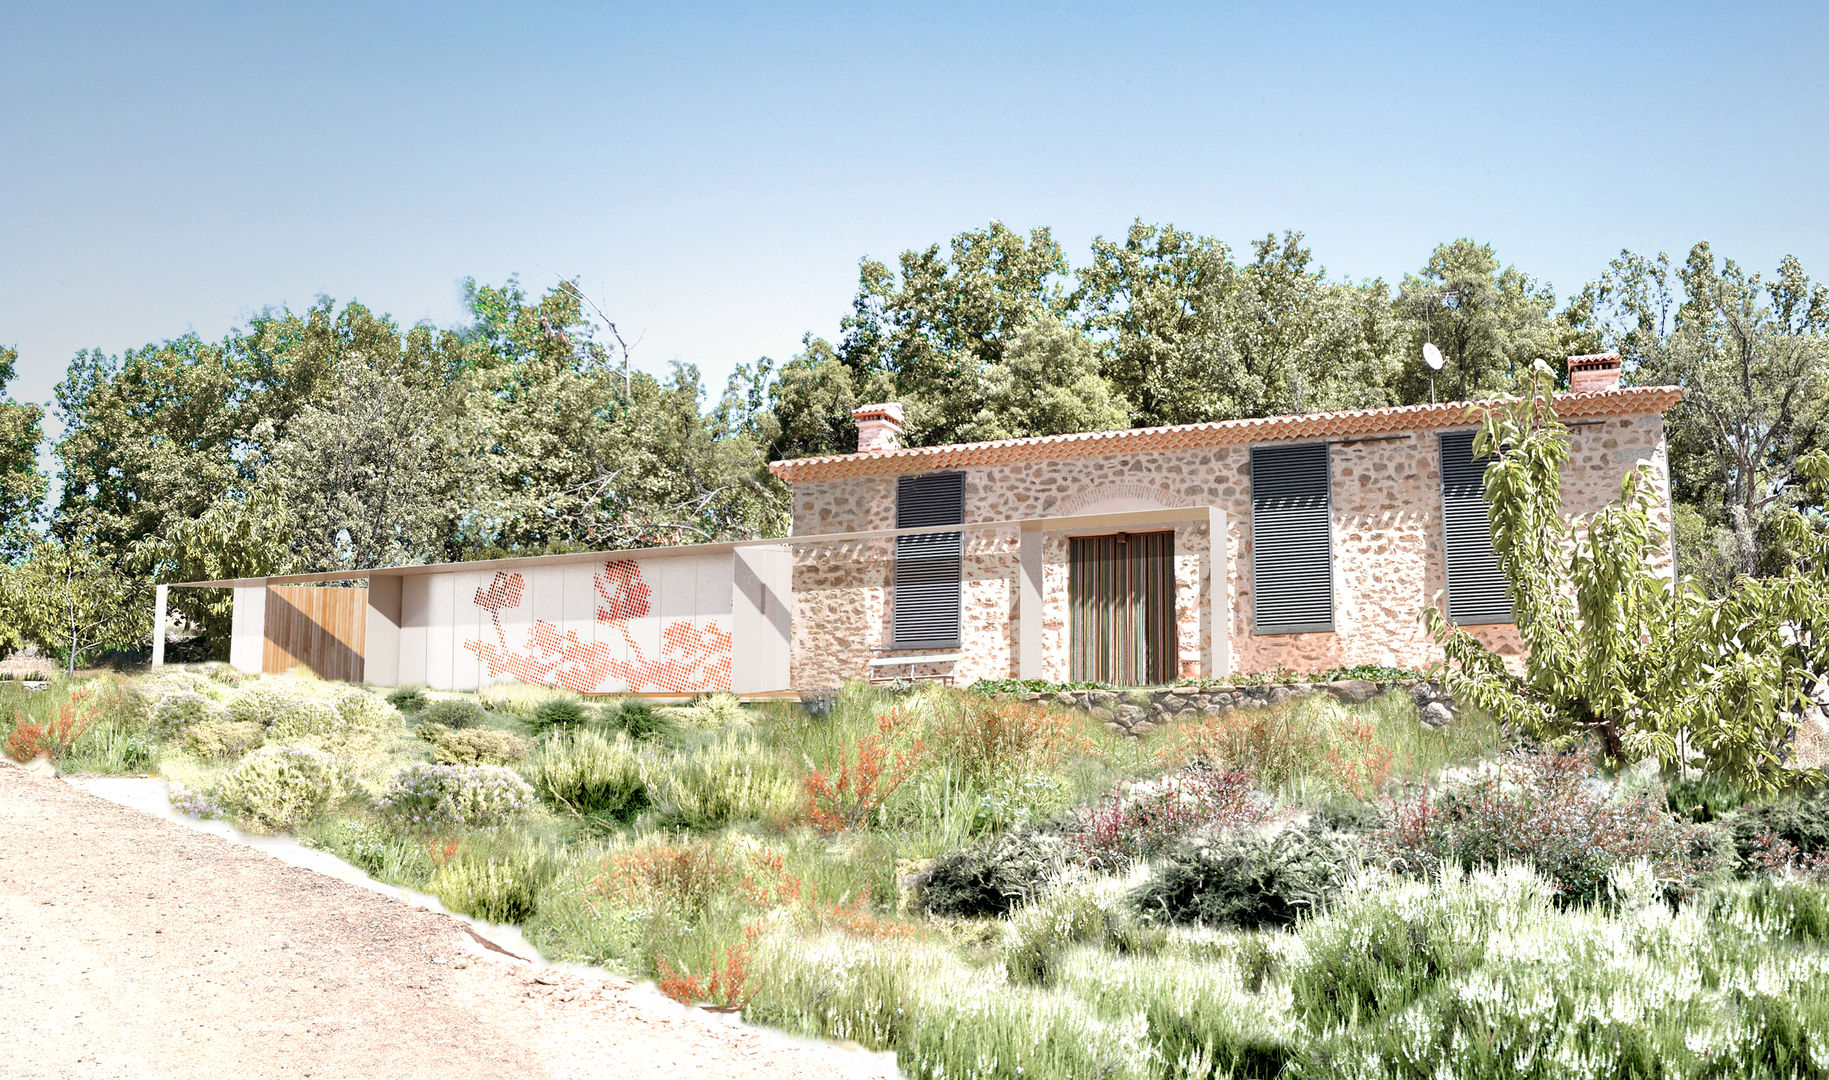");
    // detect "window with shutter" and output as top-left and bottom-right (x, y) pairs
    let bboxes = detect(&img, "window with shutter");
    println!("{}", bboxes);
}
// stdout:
(1439, 430), (1514, 624)
(1250, 443), (1334, 634)
(892, 472), (965, 648)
